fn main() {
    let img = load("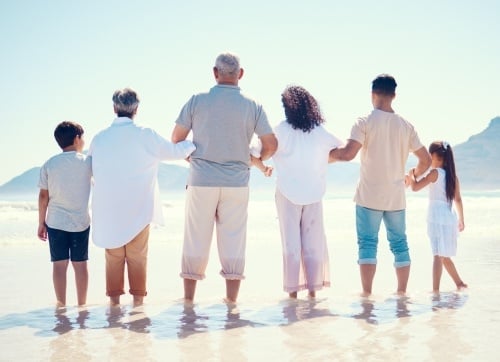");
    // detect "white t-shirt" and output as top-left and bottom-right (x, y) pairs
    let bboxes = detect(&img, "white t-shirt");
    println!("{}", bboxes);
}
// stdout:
(272, 121), (343, 205)
(38, 151), (92, 232)
(88, 117), (195, 248)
